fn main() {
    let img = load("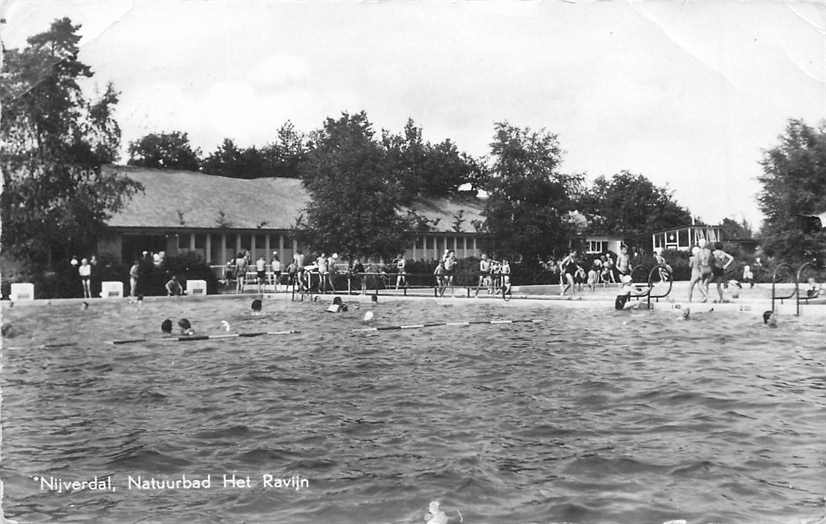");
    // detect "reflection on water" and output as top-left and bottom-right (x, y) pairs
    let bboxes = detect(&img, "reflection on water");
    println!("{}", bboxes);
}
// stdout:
(2, 298), (825, 523)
